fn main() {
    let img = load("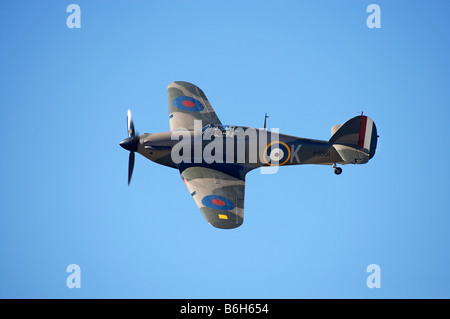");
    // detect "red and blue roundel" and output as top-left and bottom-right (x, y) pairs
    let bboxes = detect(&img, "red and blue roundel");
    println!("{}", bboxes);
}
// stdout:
(202, 195), (234, 211)
(172, 96), (204, 112)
